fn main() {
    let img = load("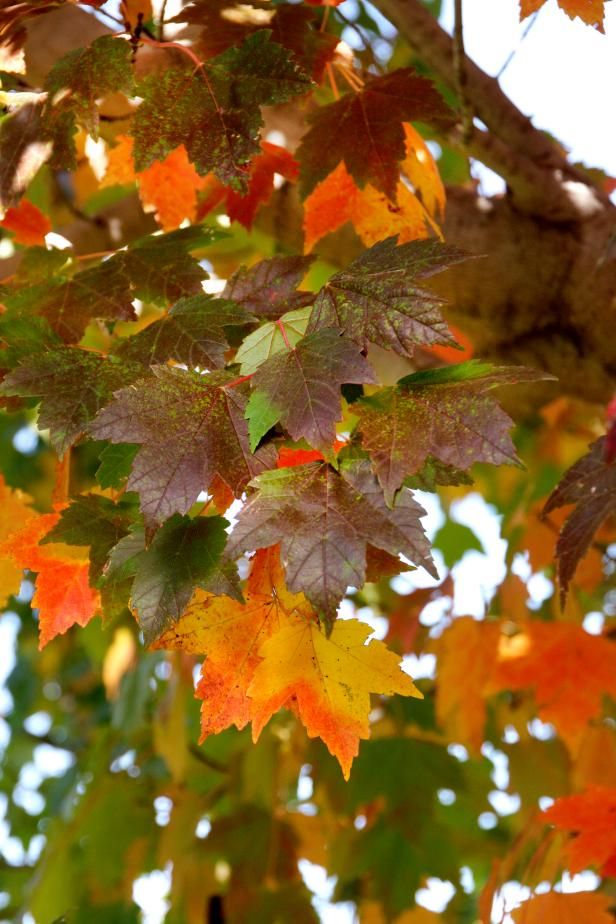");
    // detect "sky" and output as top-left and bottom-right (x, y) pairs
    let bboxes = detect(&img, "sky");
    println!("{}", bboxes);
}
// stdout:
(0, 0), (614, 922)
